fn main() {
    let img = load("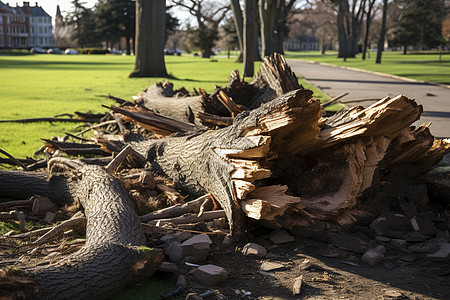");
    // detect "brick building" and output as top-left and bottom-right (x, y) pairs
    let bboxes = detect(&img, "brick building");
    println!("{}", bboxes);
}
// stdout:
(0, 1), (53, 49)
